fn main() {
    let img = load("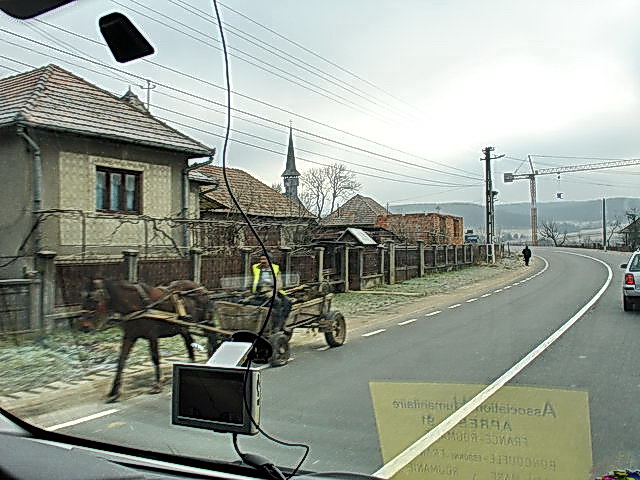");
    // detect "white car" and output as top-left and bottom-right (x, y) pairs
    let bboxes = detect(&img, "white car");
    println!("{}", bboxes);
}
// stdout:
(621, 250), (640, 311)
